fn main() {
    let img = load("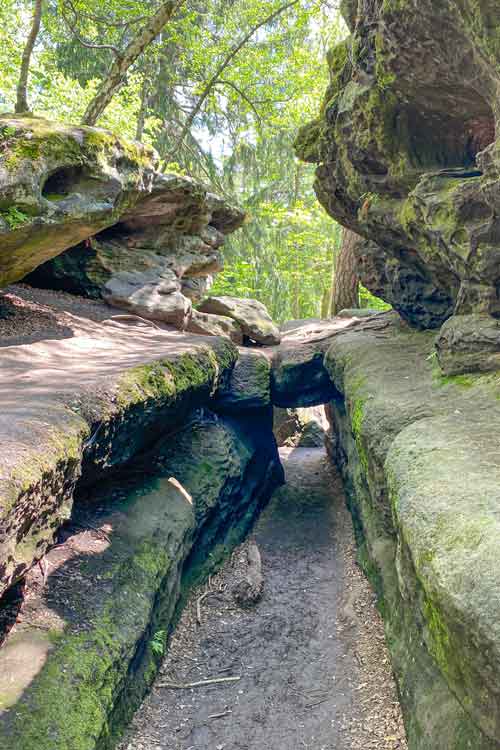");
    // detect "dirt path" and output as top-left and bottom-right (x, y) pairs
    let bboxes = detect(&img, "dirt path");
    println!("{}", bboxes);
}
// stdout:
(120, 448), (407, 750)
